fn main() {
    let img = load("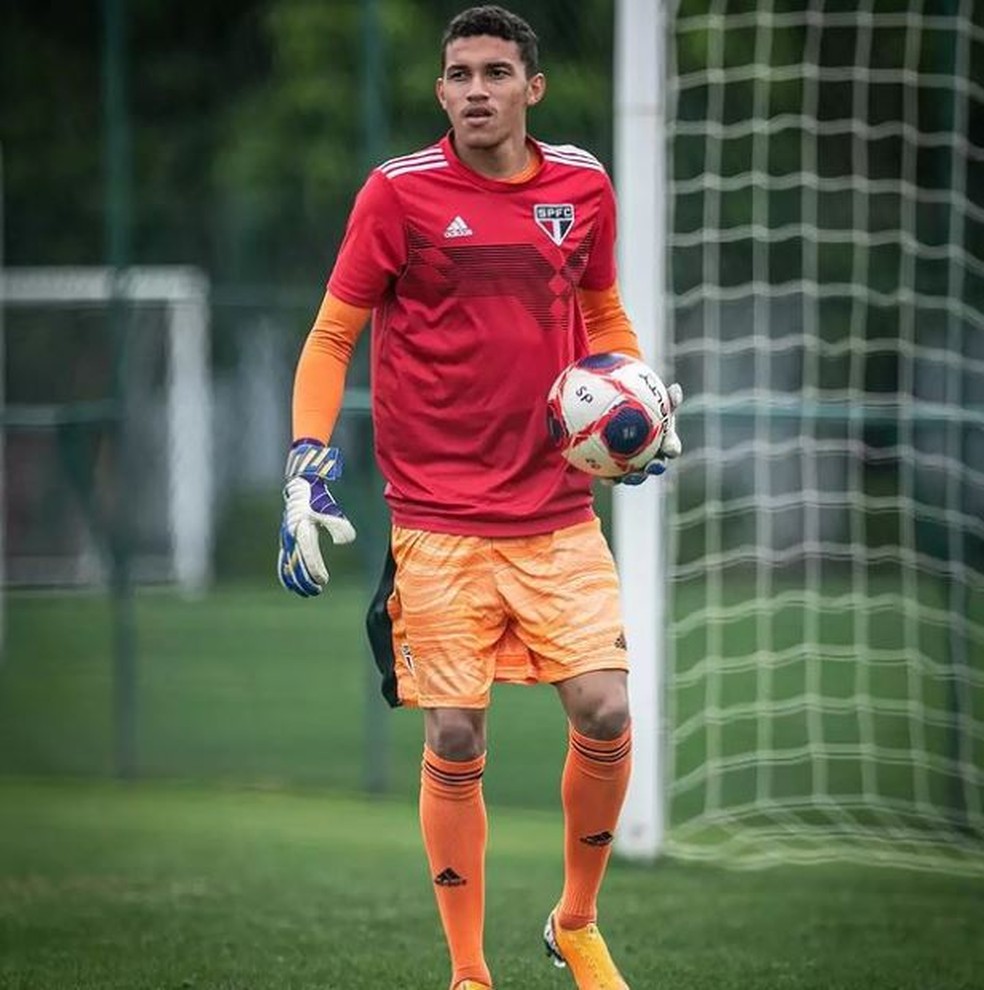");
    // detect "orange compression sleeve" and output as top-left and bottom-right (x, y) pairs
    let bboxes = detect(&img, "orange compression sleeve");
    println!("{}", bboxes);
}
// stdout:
(292, 292), (371, 442)
(578, 283), (643, 360)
